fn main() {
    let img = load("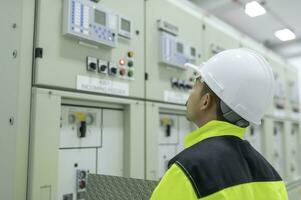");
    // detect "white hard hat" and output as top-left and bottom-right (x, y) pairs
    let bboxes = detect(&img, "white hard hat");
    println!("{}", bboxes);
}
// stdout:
(185, 48), (275, 125)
